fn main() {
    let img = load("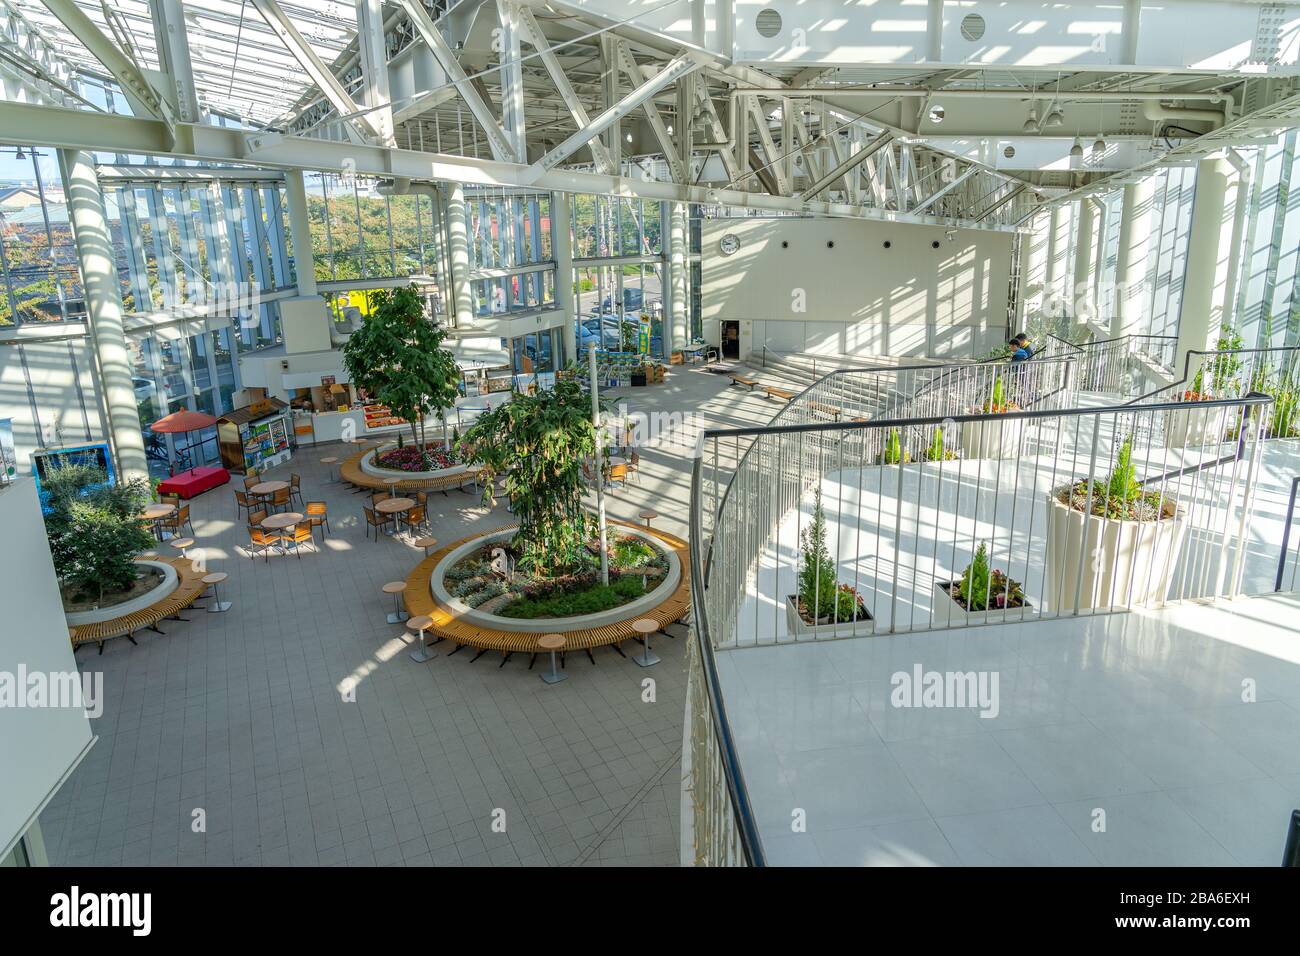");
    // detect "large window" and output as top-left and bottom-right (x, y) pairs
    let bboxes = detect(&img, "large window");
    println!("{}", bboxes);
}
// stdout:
(0, 145), (82, 325)
(306, 172), (440, 282)
(1235, 130), (1300, 349)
